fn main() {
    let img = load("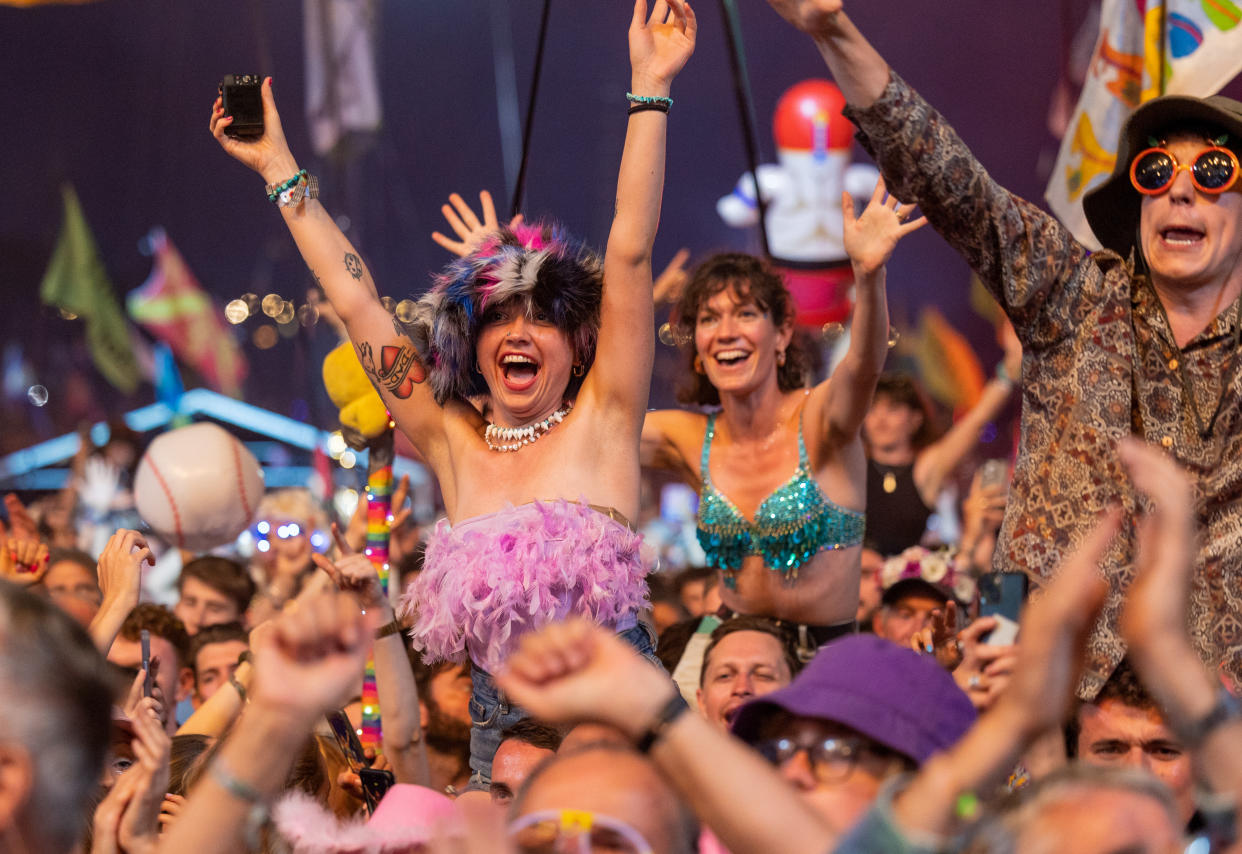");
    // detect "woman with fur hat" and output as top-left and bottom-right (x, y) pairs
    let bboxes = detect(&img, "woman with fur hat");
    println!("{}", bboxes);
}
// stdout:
(212, 0), (697, 781)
